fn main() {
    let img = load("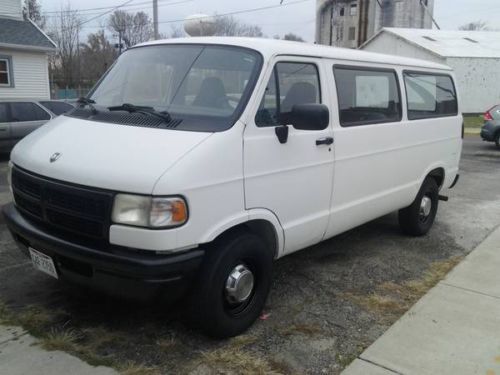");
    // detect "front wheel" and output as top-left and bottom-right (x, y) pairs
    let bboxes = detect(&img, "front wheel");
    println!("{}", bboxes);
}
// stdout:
(188, 231), (273, 338)
(399, 177), (439, 236)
